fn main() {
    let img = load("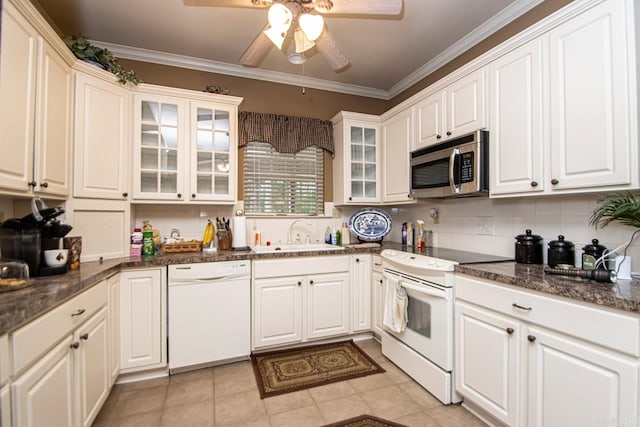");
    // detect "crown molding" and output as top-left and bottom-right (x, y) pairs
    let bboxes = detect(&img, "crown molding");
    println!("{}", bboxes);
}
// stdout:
(96, 0), (542, 101)
(386, 0), (543, 98)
